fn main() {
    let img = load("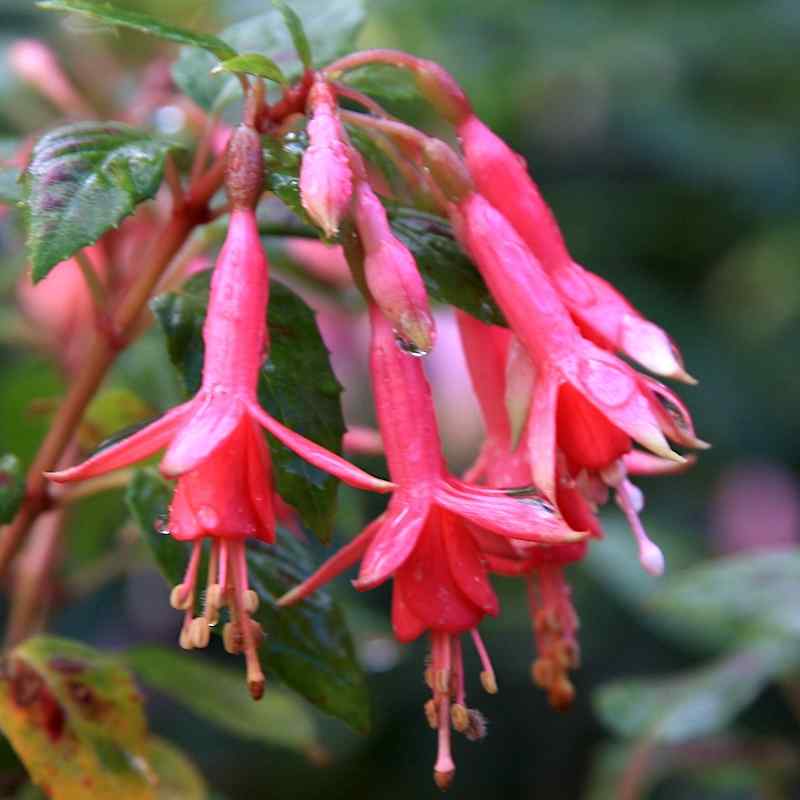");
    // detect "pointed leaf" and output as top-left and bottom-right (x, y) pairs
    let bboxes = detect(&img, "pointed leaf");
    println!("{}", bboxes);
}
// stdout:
(22, 122), (181, 281)
(0, 453), (25, 524)
(172, 0), (364, 111)
(152, 272), (346, 541)
(126, 646), (318, 752)
(593, 640), (793, 743)
(0, 636), (155, 800)
(144, 737), (207, 800)
(262, 130), (311, 223)
(341, 64), (420, 102)
(213, 53), (288, 86)
(127, 469), (371, 732)
(272, 0), (312, 69)
(37, 0), (235, 60)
